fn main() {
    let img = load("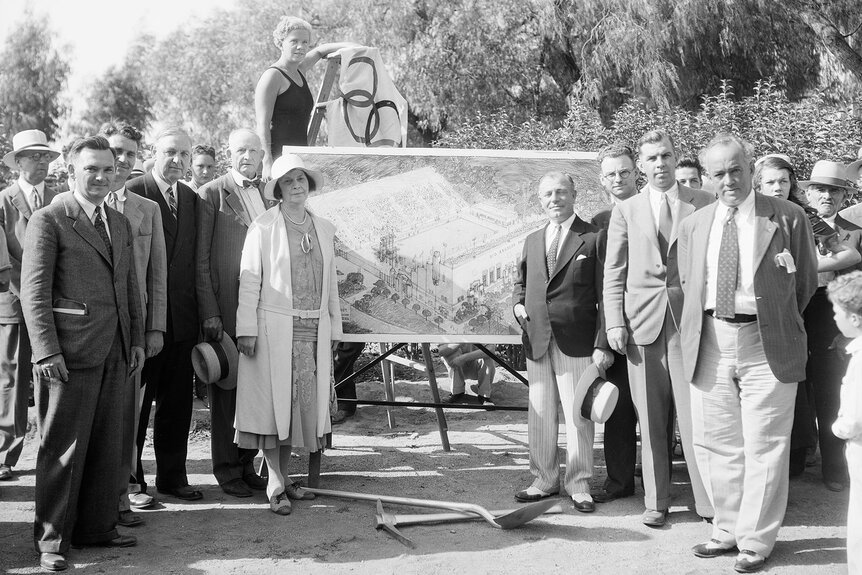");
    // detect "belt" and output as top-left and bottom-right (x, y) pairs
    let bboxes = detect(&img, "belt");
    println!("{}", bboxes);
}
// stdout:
(705, 309), (757, 323)
(258, 302), (321, 319)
